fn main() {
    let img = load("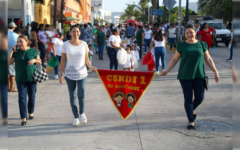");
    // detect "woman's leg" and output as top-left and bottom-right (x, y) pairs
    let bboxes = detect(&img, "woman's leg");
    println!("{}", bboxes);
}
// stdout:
(173, 38), (177, 49)
(77, 77), (87, 115)
(154, 47), (160, 71)
(97, 44), (101, 59)
(0, 83), (8, 119)
(16, 82), (28, 119)
(101, 44), (105, 58)
(54, 56), (61, 75)
(160, 47), (166, 70)
(169, 38), (173, 50)
(27, 82), (37, 116)
(107, 48), (114, 70)
(38, 42), (46, 64)
(192, 78), (205, 111)
(179, 80), (195, 123)
(144, 39), (147, 53)
(45, 50), (51, 62)
(114, 49), (118, 70)
(138, 43), (142, 59)
(65, 77), (79, 118)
